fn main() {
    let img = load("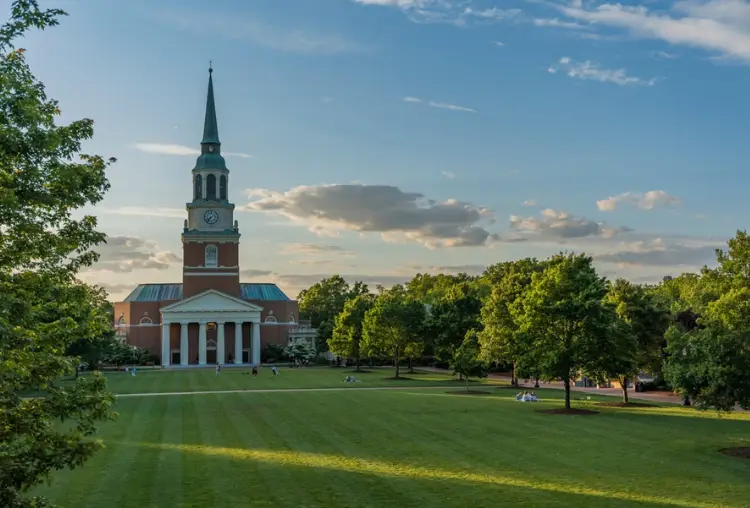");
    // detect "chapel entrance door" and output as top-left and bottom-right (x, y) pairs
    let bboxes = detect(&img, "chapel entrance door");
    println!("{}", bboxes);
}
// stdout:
(206, 324), (218, 364)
